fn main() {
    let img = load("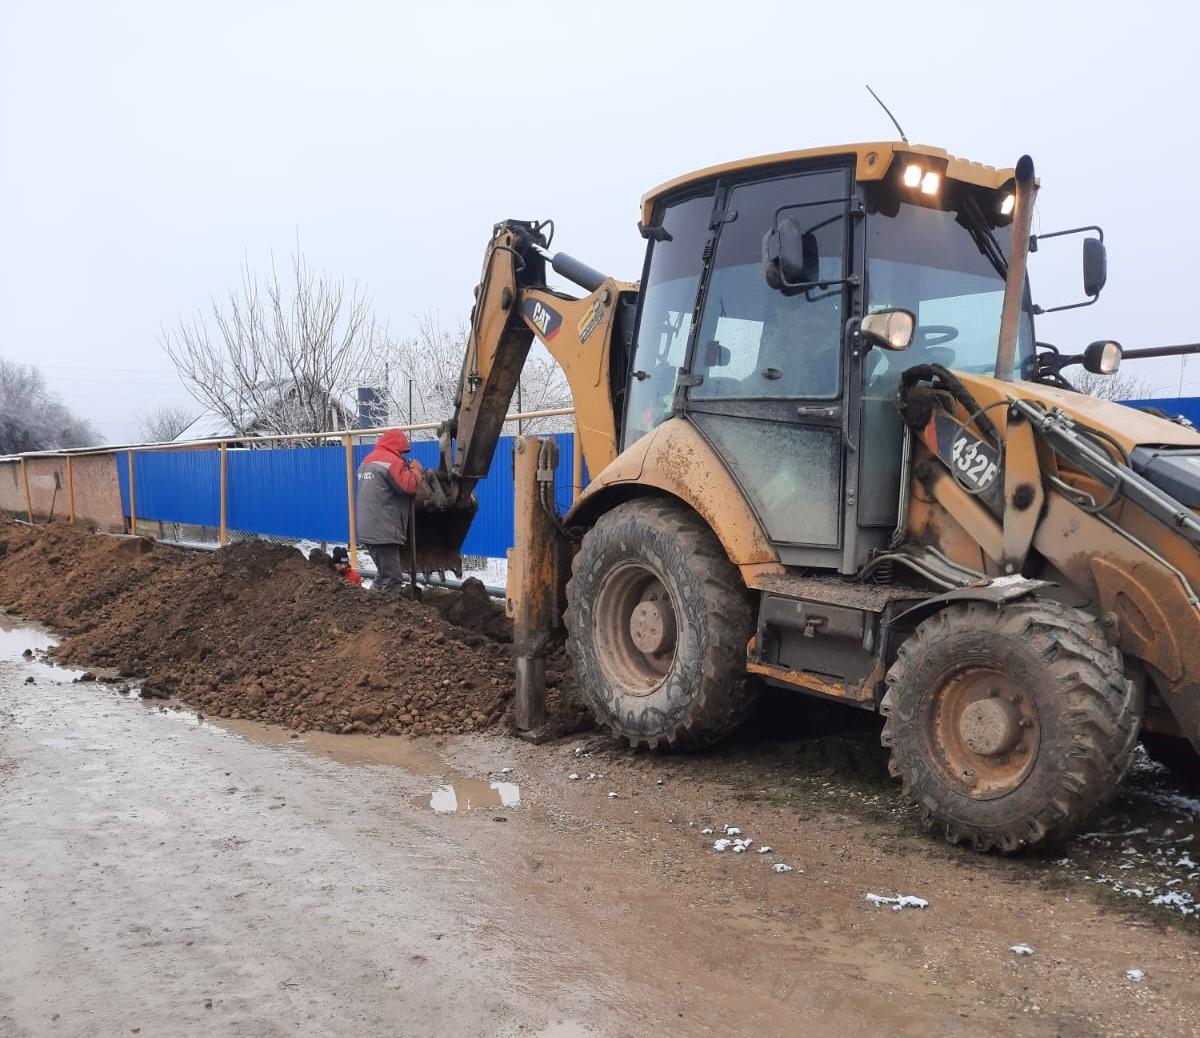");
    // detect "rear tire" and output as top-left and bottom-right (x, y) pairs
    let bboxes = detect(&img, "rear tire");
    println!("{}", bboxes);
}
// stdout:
(564, 498), (756, 749)
(881, 599), (1140, 853)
